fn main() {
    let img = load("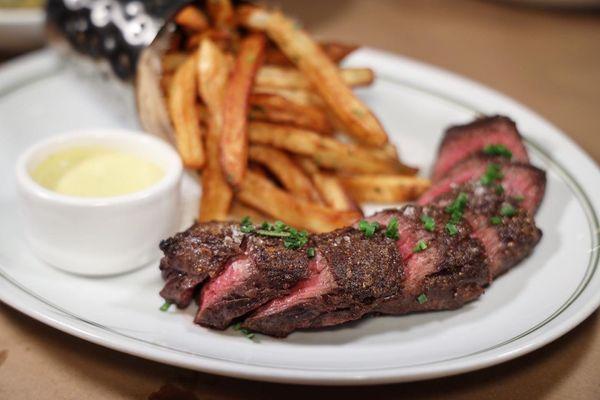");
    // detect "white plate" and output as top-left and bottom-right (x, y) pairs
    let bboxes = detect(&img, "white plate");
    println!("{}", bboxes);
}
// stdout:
(0, 49), (599, 386)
